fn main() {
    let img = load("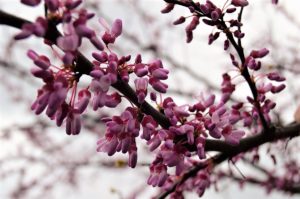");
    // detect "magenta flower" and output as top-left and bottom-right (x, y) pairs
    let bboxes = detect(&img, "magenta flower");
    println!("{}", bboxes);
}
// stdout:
(99, 18), (123, 45)
(45, 0), (59, 12)
(55, 102), (69, 127)
(211, 9), (221, 21)
(15, 17), (47, 40)
(30, 67), (53, 81)
(242, 111), (253, 127)
(231, 0), (249, 7)
(97, 108), (140, 165)
(75, 89), (91, 113)
(173, 16), (186, 25)
(128, 146), (137, 168)
(66, 110), (81, 135)
(134, 78), (148, 103)
(161, 3), (175, 14)
(147, 129), (168, 151)
(65, 0), (83, 10)
(92, 52), (108, 63)
(90, 69), (111, 93)
(149, 78), (168, 93)
(21, 0), (41, 7)
(185, 16), (199, 43)
(170, 124), (195, 145)
(141, 115), (158, 141)
(27, 50), (51, 70)
(57, 34), (80, 52)
(90, 35), (104, 51)
(46, 77), (68, 118)
(134, 63), (148, 77)
(271, 84), (286, 93)
(111, 19), (122, 38)
(221, 73), (235, 102)
(222, 126), (245, 145)
(105, 92), (121, 108)
(151, 68), (169, 80)
(194, 170), (210, 197)
(267, 72), (286, 82)
(148, 163), (169, 187)
(250, 48), (269, 58)
(196, 137), (206, 159)
(159, 140), (187, 175)
(97, 135), (119, 156)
